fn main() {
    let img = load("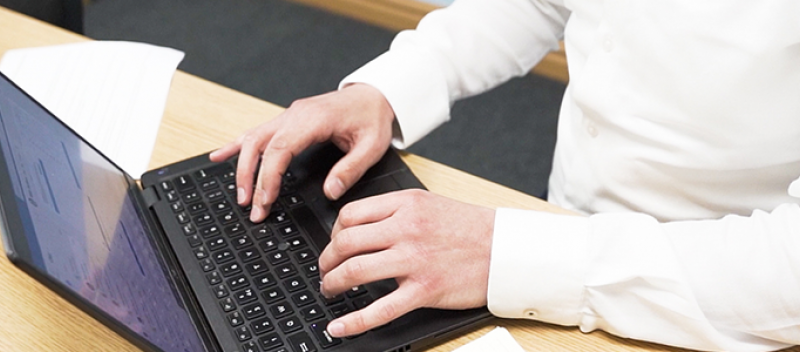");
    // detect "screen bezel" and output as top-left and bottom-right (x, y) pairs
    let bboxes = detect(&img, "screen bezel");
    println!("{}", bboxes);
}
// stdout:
(0, 71), (214, 352)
